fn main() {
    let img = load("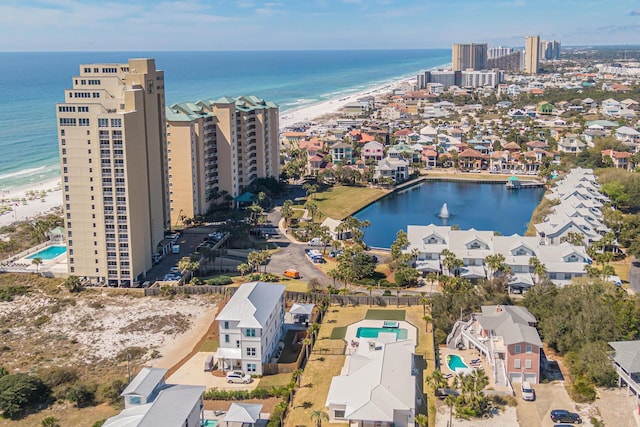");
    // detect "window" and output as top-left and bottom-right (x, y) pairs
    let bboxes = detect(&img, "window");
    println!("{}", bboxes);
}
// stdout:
(58, 106), (76, 112)
(247, 363), (257, 373)
(223, 321), (229, 329)
(514, 344), (521, 354)
(245, 329), (256, 337)
(129, 396), (141, 405)
(526, 345), (532, 354)
(514, 359), (521, 369)
(246, 347), (256, 357)
(98, 118), (109, 127)
(236, 340), (240, 348)
(224, 335), (229, 343)
(334, 410), (345, 419)
(59, 118), (76, 126)
(79, 118), (90, 126)
(78, 106), (89, 112)
(111, 118), (122, 128)
(525, 359), (532, 369)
